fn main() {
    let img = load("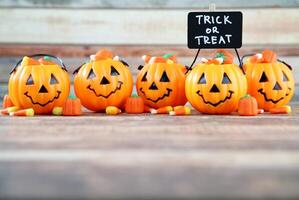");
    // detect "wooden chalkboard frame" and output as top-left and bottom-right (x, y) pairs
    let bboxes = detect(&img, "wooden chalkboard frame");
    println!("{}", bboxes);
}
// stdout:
(187, 11), (243, 49)
(186, 10), (244, 73)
